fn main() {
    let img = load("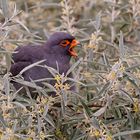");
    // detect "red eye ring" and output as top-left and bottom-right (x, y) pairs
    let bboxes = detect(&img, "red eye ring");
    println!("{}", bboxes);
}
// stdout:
(60, 40), (70, 47)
